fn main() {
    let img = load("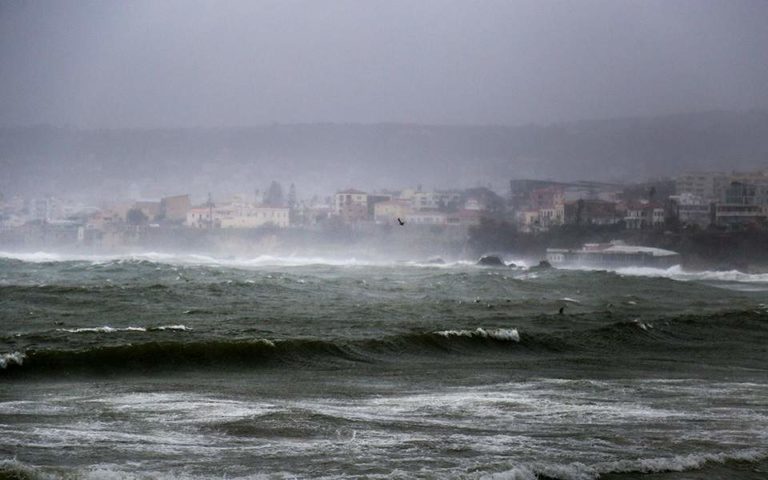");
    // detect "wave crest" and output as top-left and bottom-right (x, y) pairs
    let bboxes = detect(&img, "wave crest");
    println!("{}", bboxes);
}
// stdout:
(435, 328), (520, 342)
(0, 351), (26, 369)
(485, 448), (767, 480)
